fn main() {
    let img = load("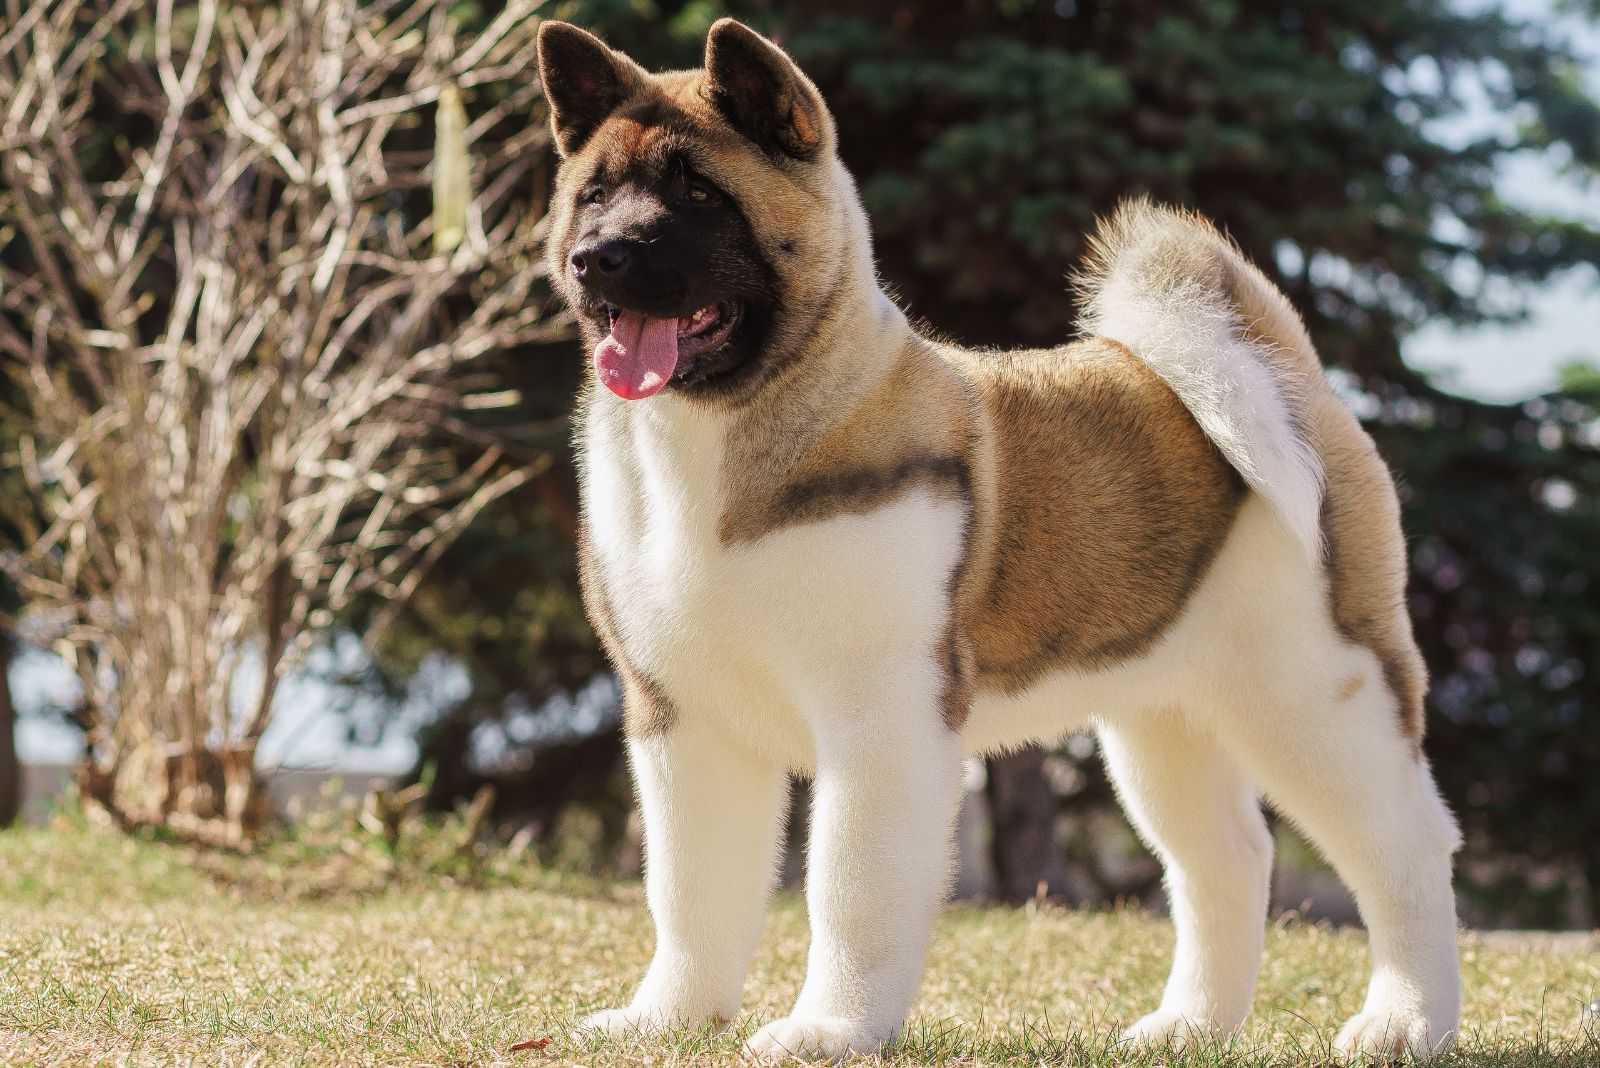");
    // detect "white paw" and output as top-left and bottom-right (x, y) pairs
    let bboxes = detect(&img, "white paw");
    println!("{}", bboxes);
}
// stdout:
(579, 1005), (670, 1038)
(742, 1015), (882, 1063)
(580, 1001), (725, 1038)
(1123, 1009), (1217, 1051)
(1336, 1007), (1453, 1062)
